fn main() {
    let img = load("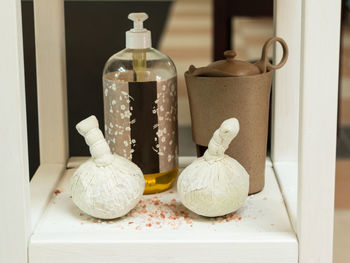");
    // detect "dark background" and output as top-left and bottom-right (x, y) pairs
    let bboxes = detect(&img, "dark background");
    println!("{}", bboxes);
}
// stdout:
(21, 1), (172, 178)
